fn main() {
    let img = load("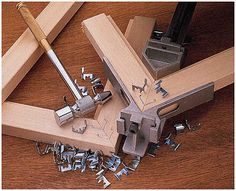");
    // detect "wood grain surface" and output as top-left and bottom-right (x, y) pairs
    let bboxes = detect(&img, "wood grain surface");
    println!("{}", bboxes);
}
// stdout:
(2, 2), (234, 189)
